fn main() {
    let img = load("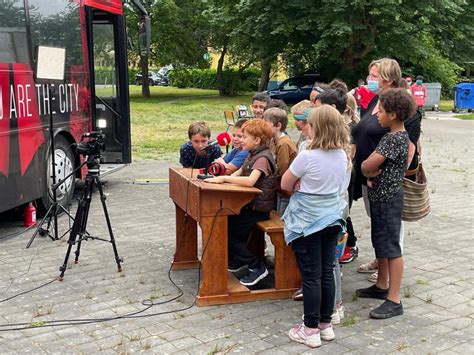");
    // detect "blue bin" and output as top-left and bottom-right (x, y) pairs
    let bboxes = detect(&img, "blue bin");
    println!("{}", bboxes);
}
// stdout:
(454, 82), (474, 111)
